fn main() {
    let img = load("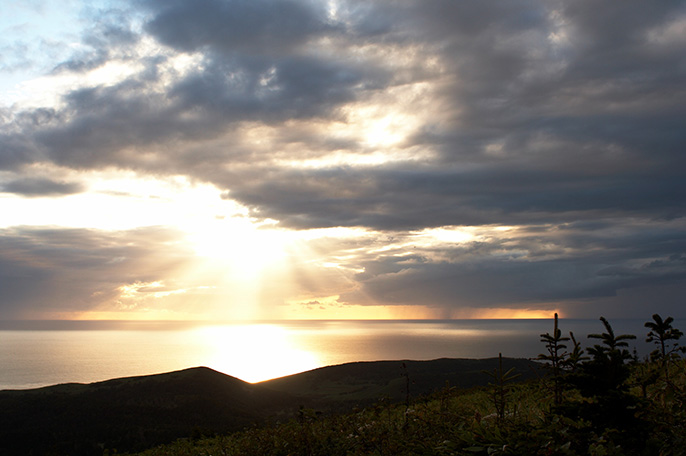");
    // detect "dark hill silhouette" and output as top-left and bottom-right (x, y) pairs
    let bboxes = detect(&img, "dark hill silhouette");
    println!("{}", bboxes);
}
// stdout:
(262, 357), (541, 408)
(0, 367), (292, 455)
(0, 358), (542, 455)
